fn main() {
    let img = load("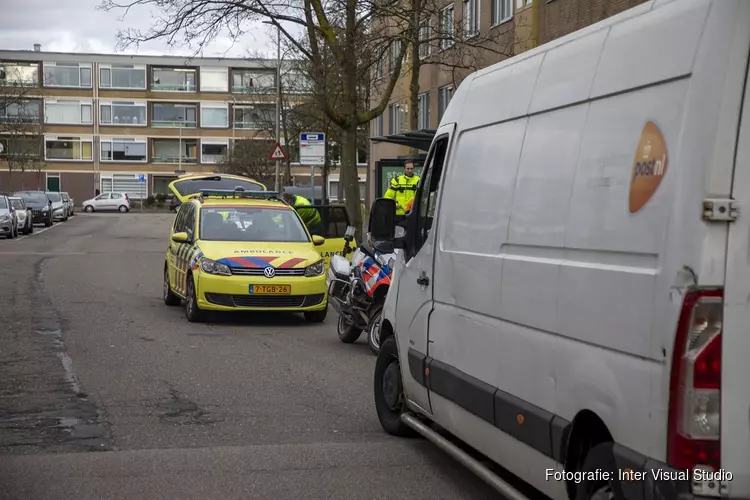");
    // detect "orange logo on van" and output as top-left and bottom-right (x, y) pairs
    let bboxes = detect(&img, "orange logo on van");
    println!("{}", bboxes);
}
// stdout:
(629, 121), (669, 213)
